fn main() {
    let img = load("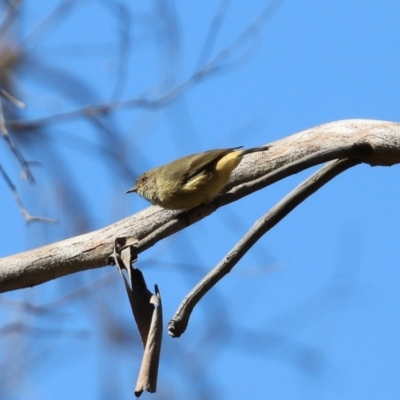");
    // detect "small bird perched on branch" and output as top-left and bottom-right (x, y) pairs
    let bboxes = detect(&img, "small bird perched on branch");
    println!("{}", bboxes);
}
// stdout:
(126, 145), (269, 210)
